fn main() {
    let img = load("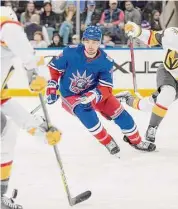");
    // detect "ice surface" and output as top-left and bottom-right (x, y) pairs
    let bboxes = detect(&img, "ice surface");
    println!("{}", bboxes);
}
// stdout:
(7, 98), (178, 209)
